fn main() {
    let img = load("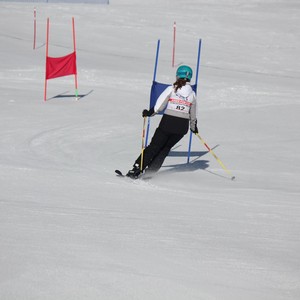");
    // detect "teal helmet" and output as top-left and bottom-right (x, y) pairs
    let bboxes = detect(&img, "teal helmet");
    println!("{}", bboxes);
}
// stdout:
(176, 65), (193, 81)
